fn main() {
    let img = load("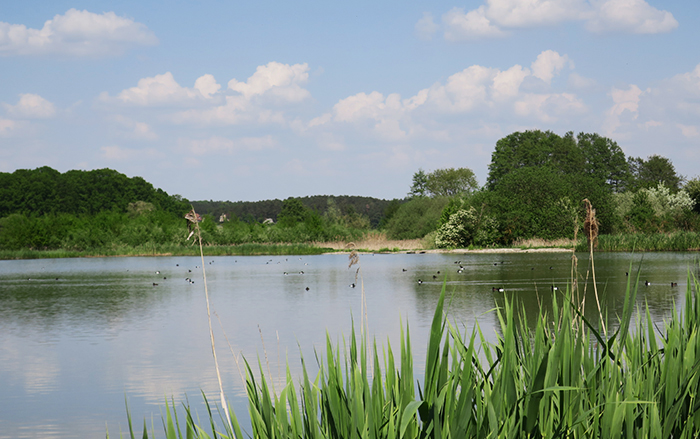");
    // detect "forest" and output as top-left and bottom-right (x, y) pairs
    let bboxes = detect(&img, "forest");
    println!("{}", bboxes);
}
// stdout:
(1, 129), (699, 255)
